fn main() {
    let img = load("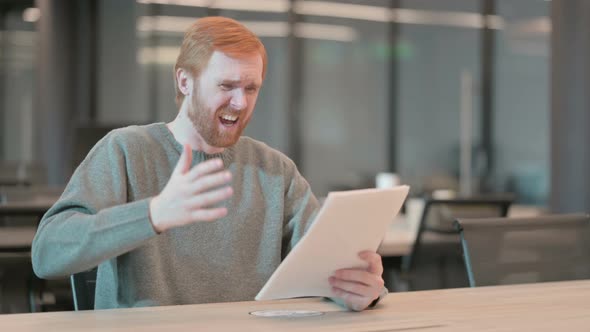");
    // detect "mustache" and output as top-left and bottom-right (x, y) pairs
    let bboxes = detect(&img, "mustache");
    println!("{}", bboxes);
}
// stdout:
(216, 105), (241, 116)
